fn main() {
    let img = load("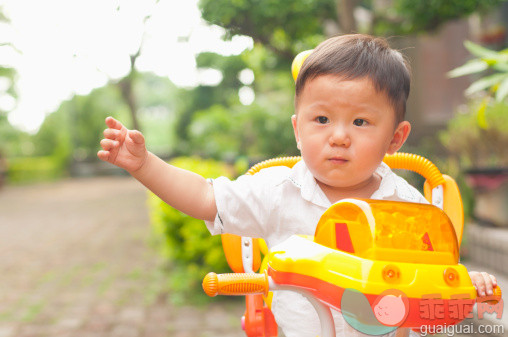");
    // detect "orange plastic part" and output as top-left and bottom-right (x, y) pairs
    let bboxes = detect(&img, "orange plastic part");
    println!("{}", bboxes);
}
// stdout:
(221, 234), (262, 273)
(476, 286), (503, 305)
(203, 272), (269, 297)
(385, 153), (465, 246)
(382, 264), (401, 284)
(444, 267), (460, 287)
(383, 153), (445, 190)
(247, 156), (301, 176)
(424, 174), (464, 246)
(314, 199), (460, 265)
(243, 294), (278, 337)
